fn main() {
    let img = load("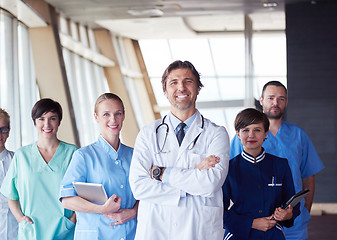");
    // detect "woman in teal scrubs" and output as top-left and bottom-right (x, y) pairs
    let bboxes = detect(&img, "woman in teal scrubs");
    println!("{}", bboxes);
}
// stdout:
(0, 98), (78, 240)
